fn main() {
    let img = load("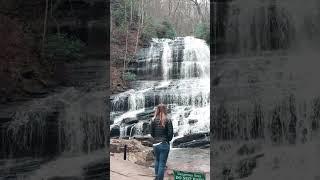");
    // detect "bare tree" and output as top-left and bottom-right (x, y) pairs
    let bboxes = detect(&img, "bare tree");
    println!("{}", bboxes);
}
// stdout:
(124, 0), (129, 72)
(130, 0), (133, 25)
(190, 0), (204, 22)
(135, 0), (144, 53)
(42, 0), (49, 55)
